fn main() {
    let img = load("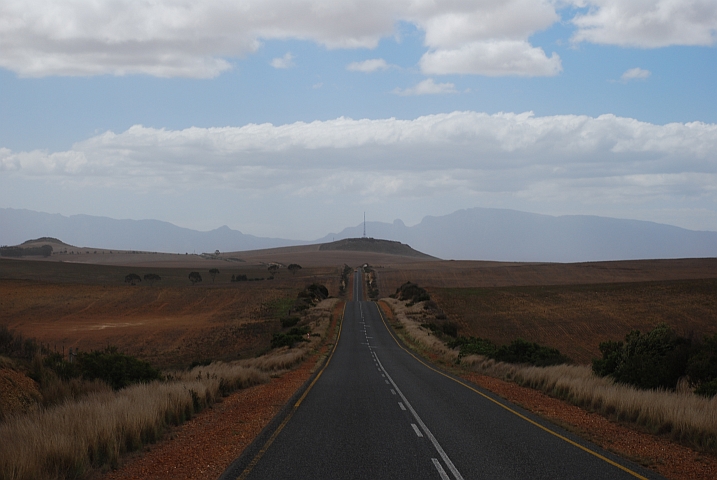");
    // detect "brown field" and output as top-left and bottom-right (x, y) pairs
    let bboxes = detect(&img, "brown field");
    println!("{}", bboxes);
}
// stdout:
(374, 258), (717, 364)
(431, 279), (717, 364)
(0, 256), (344, 368)
(4, 253), (716, 367)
